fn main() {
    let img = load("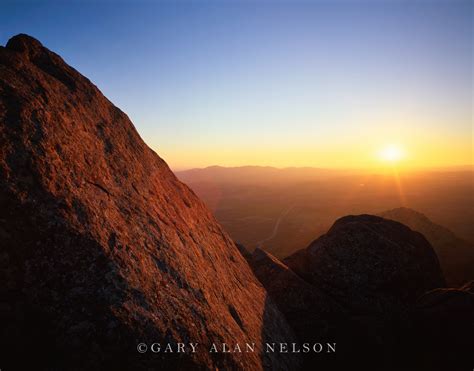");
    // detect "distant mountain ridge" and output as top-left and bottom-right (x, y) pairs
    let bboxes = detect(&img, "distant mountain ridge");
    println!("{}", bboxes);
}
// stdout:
(379, 207), (474, 286)
(176, 165), (352, 184)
